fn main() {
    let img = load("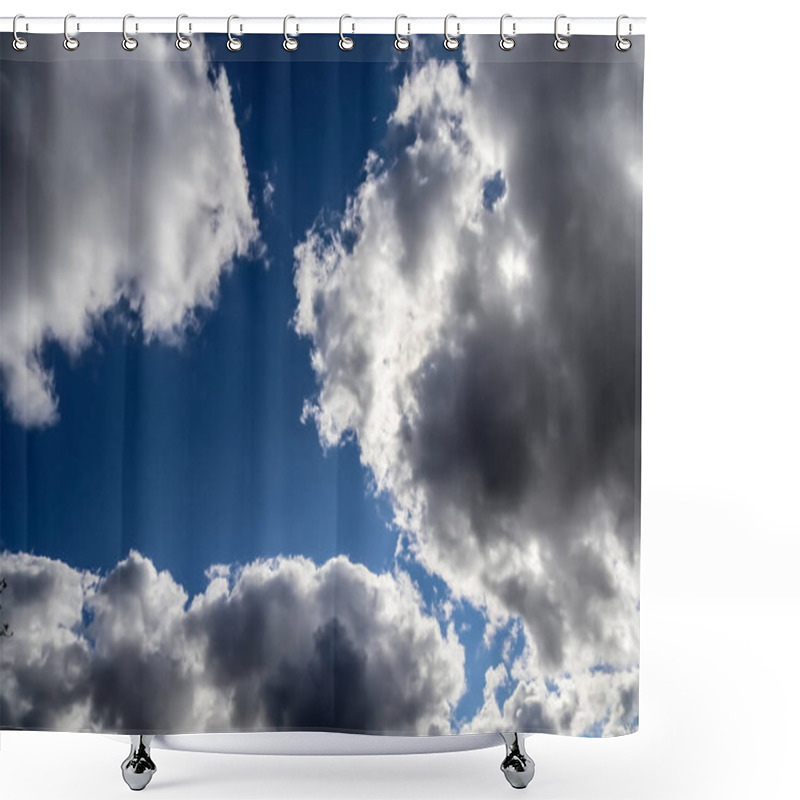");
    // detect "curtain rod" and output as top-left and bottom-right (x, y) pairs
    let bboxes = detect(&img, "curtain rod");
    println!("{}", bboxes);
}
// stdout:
(0, 16), (646, 36)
